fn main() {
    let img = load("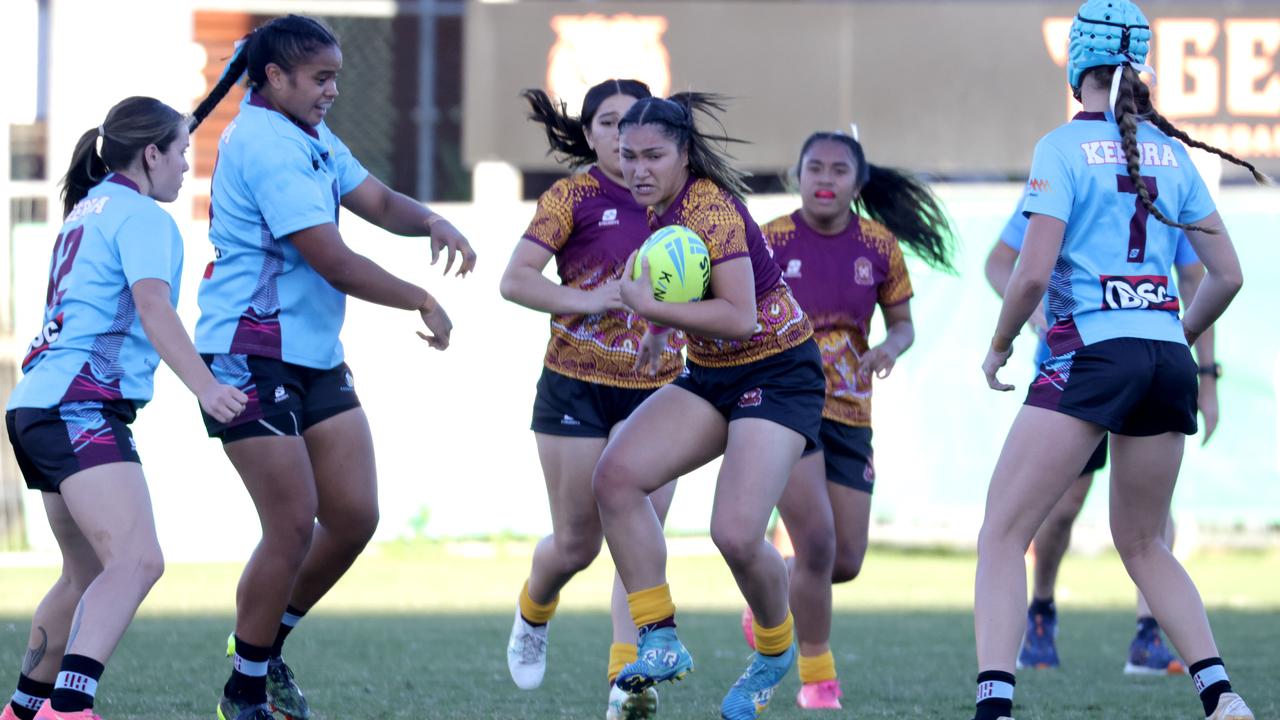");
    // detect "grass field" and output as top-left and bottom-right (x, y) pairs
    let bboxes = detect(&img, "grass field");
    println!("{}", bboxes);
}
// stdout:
(1, 541), (1277, 719)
